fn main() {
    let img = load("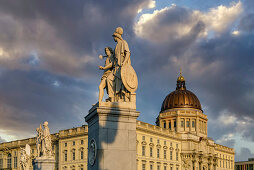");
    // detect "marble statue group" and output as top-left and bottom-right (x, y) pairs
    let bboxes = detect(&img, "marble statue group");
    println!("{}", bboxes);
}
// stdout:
(20, 144), (30, 170)
(36, 121), (53, 158)
(98, 27), (138, 103)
